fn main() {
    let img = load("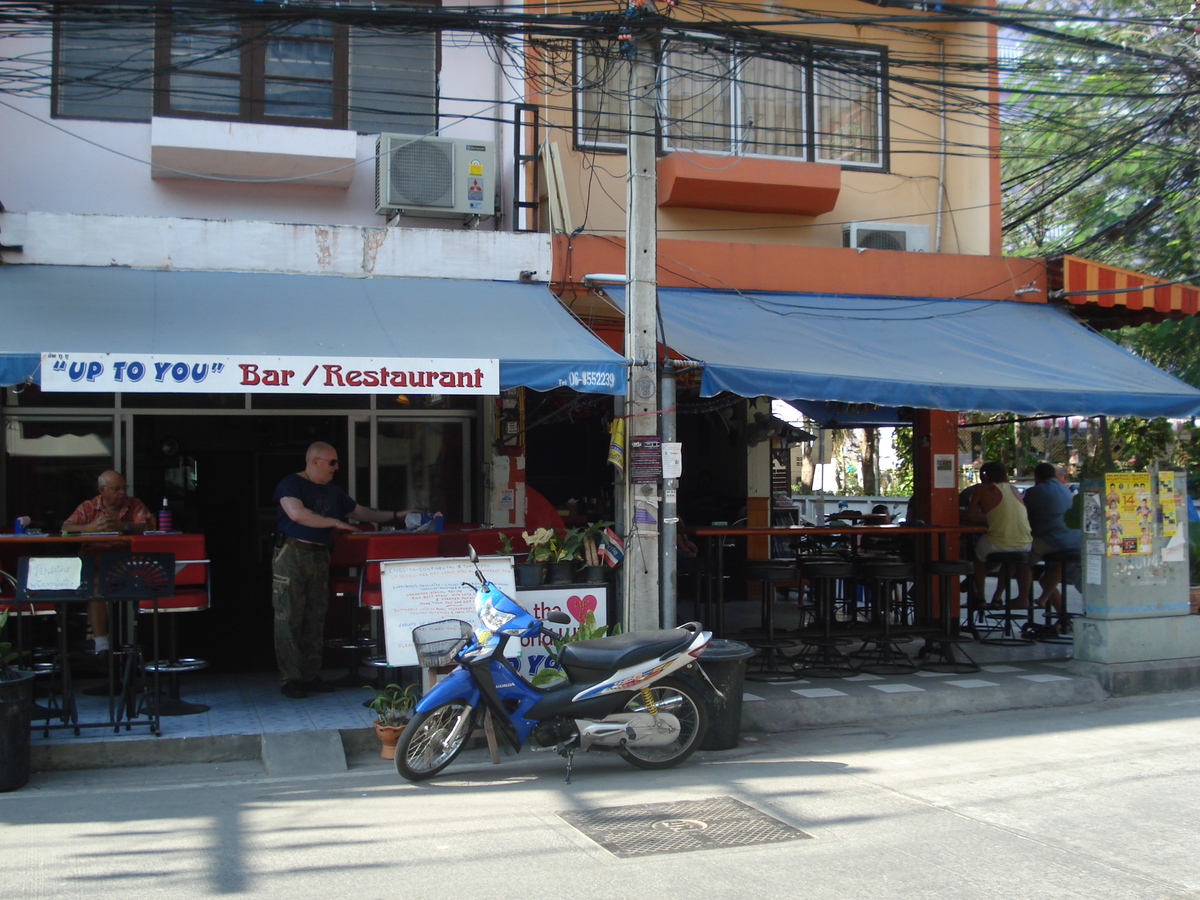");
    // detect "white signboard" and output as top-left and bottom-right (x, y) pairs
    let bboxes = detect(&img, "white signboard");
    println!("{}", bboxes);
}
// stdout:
(381, 556), (517, 667)
(25, 557), (83, 592)
(41, 352), (499, 394)
(507, 585), (608, 679)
